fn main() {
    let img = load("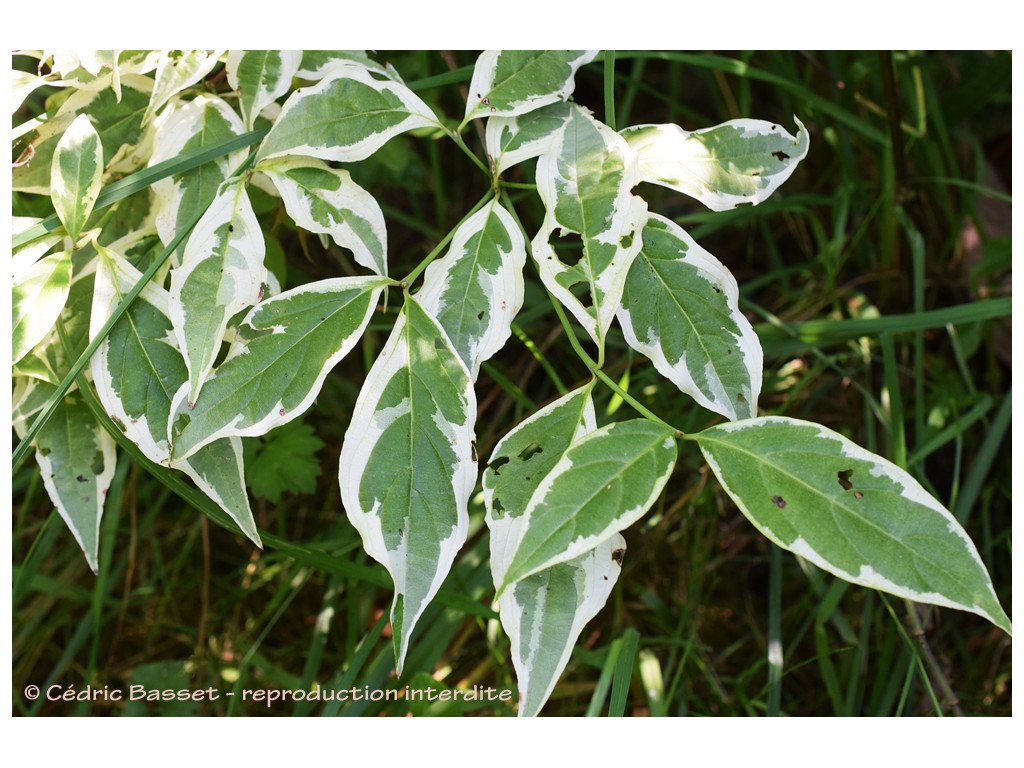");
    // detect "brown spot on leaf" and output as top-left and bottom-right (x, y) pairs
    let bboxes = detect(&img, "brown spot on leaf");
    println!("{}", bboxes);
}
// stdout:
(772, 150), (790, 161)
(771, 495), (786, 509)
